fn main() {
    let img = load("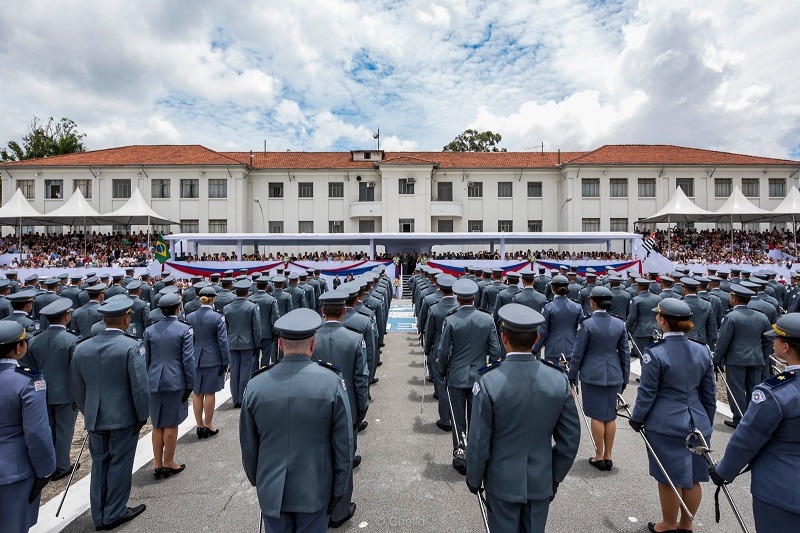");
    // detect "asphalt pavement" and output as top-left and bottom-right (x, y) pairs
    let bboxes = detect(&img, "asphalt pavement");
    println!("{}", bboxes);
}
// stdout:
(54, 299), (756, 532)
